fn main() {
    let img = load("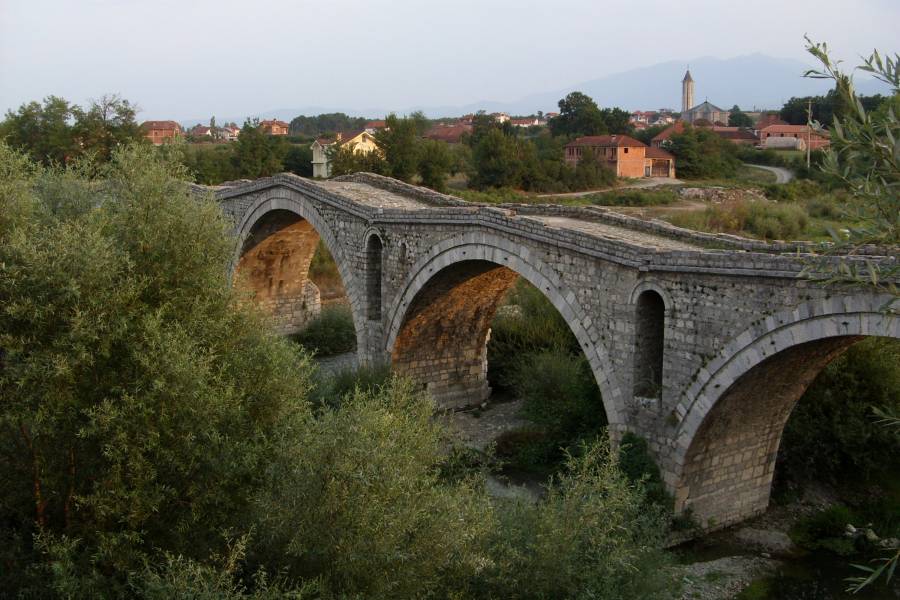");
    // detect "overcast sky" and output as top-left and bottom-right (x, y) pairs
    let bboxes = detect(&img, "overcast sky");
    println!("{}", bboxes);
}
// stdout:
(1, 0), (897, 120)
